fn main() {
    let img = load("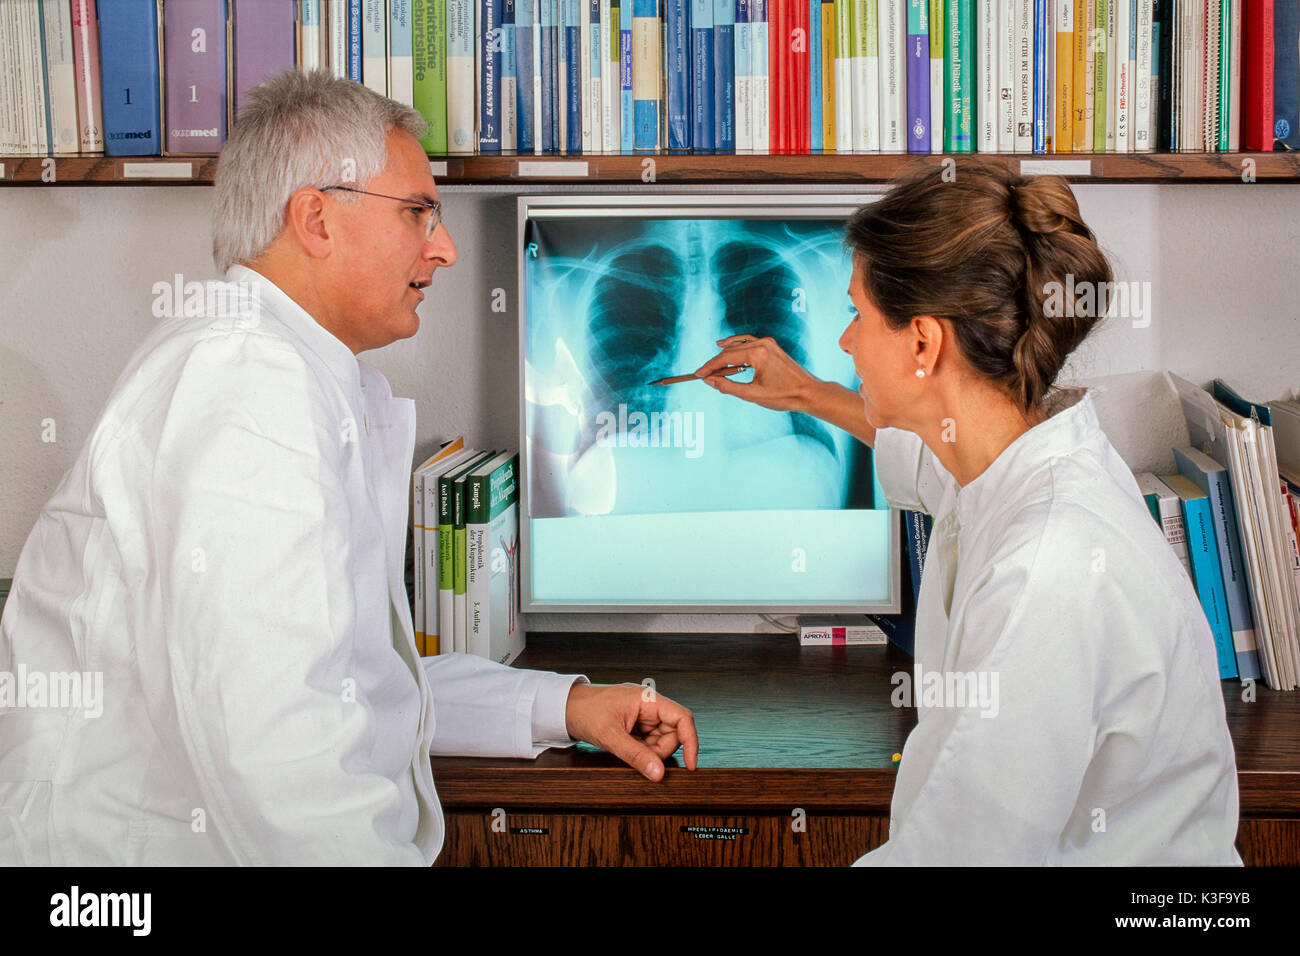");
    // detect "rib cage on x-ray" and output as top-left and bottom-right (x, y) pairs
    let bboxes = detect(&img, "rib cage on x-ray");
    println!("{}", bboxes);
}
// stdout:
(583, 221), (834, 457)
